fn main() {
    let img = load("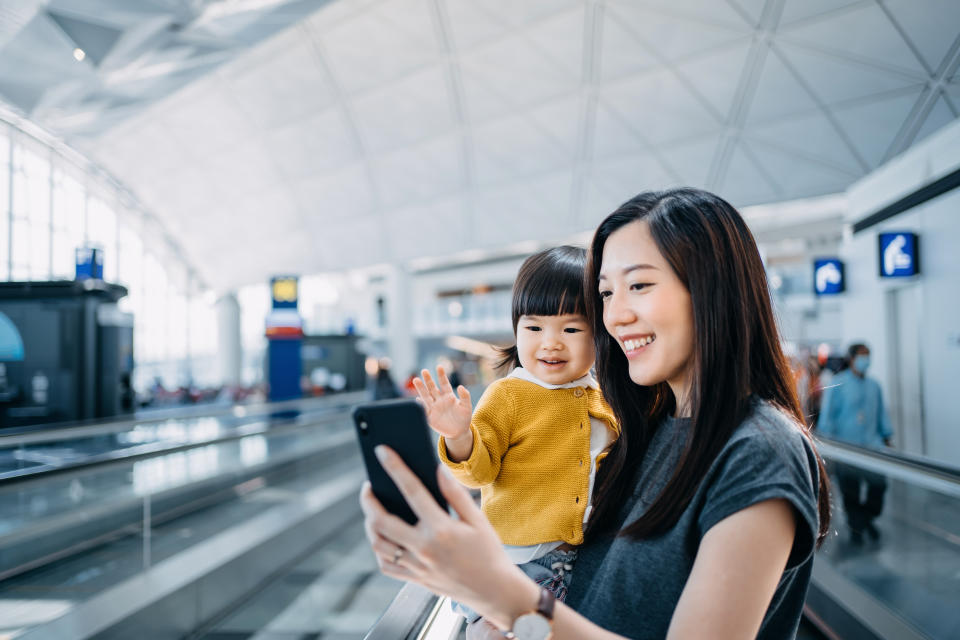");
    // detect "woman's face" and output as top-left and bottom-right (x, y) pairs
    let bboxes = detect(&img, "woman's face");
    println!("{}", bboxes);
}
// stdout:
(598, 220), (695, 404)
